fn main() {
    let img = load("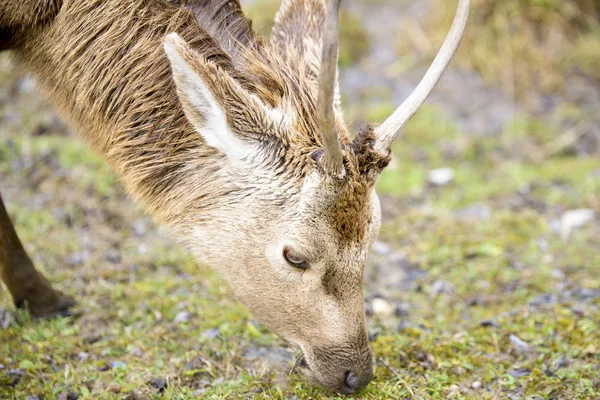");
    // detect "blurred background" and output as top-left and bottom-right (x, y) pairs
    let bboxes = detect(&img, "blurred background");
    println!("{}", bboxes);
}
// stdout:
(1, 0), (599, 398)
